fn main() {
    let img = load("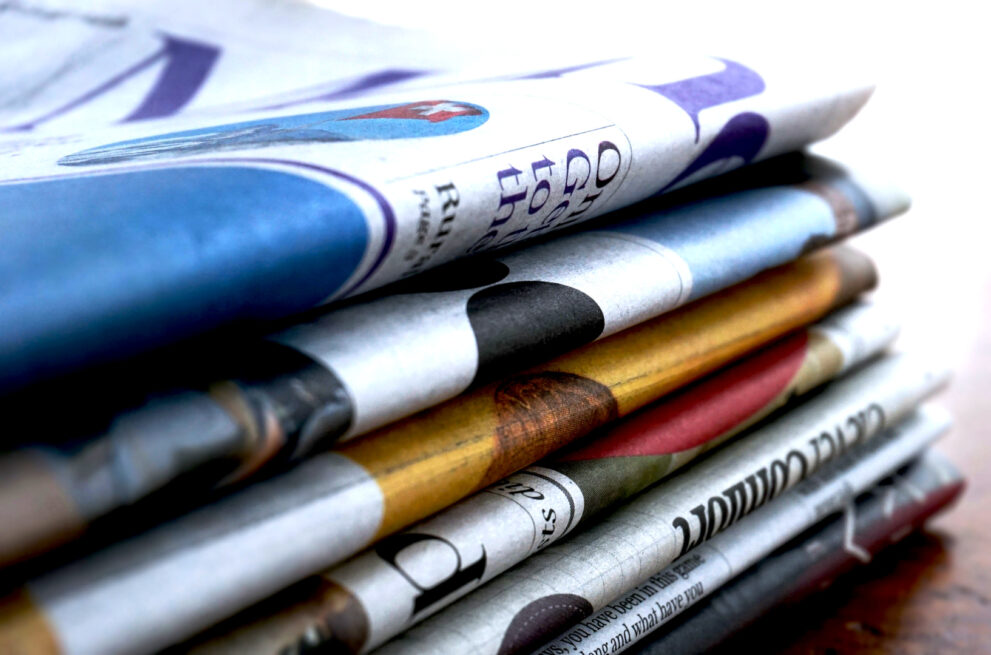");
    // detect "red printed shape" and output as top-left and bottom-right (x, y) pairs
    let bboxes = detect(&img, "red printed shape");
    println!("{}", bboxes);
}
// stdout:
(343, 100), (483, 123)
(562, 331), (809, 460)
